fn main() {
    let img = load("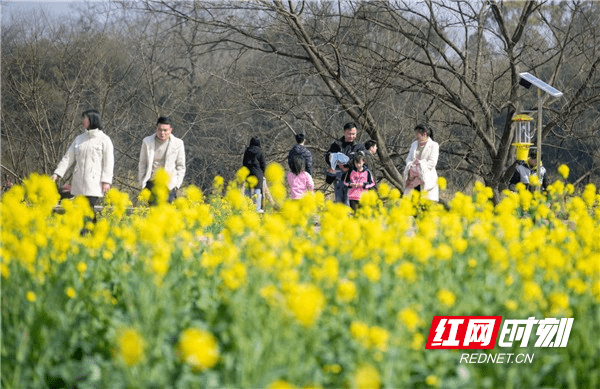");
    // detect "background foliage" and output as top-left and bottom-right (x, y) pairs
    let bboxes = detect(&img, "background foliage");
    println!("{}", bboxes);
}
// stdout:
(2, 1), (599, 200)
